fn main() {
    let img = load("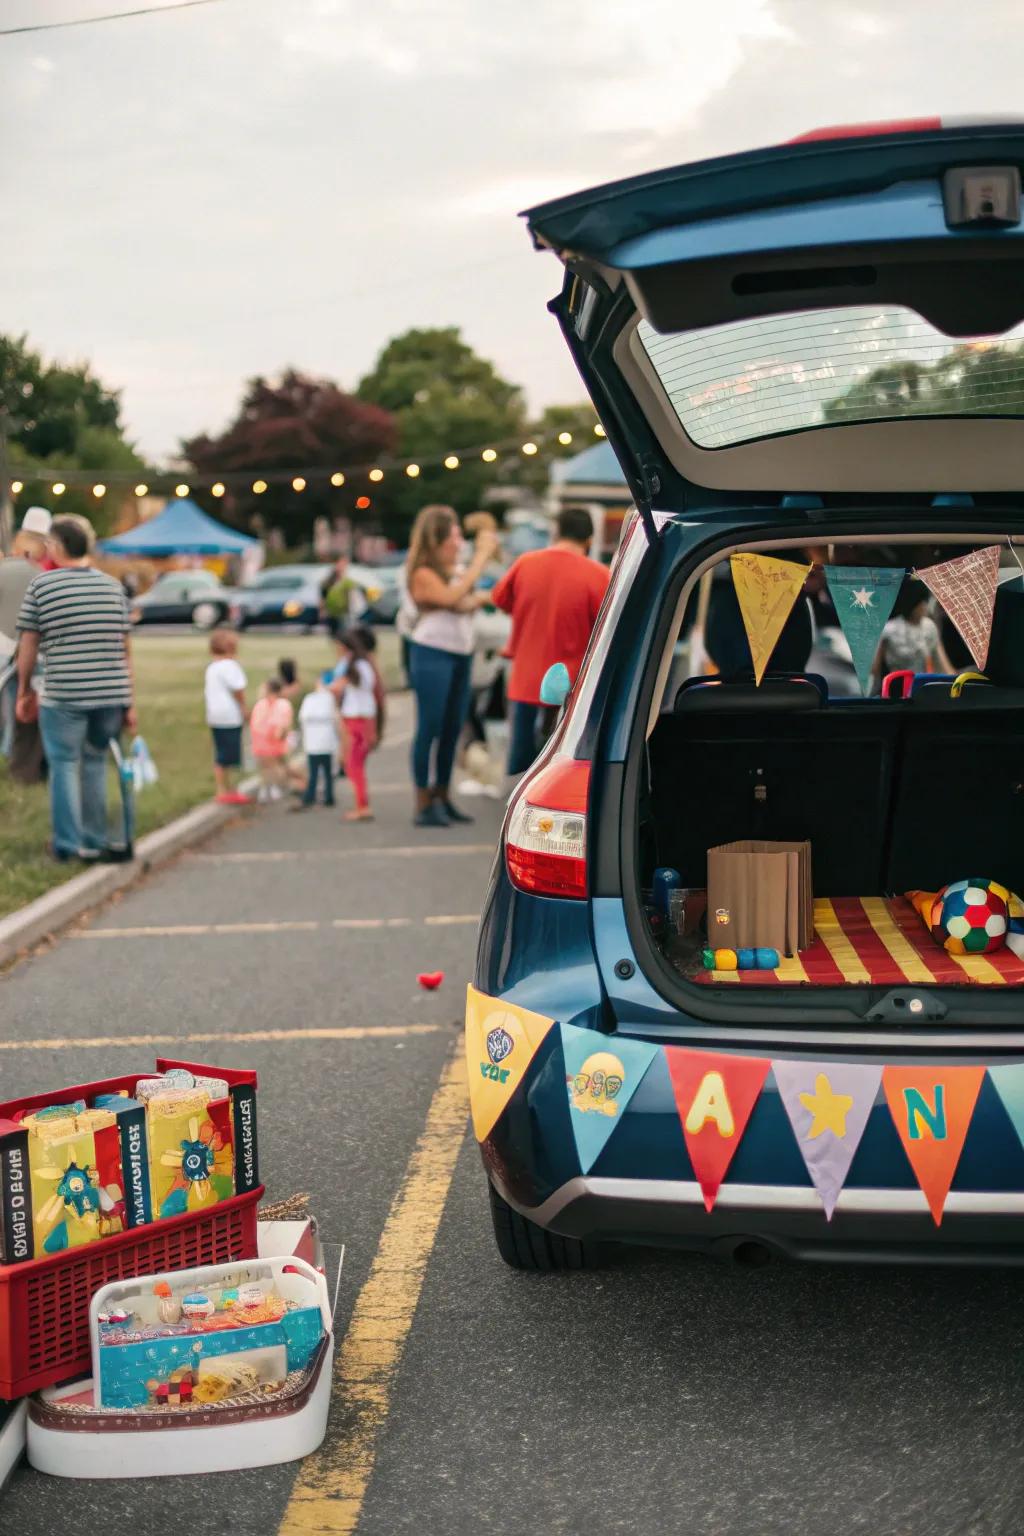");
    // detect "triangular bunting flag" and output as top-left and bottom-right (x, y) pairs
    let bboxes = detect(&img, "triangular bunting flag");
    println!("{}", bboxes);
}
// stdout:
(918, 545), (1000, 670)
(730, 553), (810, 685)
(561, 1023), (659, 1174)
(988, 1064), (1024, 1151)
(882, 1065), (985, 1224)
(823, 566), (903, 695)
(665, 1048), (770, 1211)
(464, 985), (555, 1142)
(772, 1061), (882, 1219)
